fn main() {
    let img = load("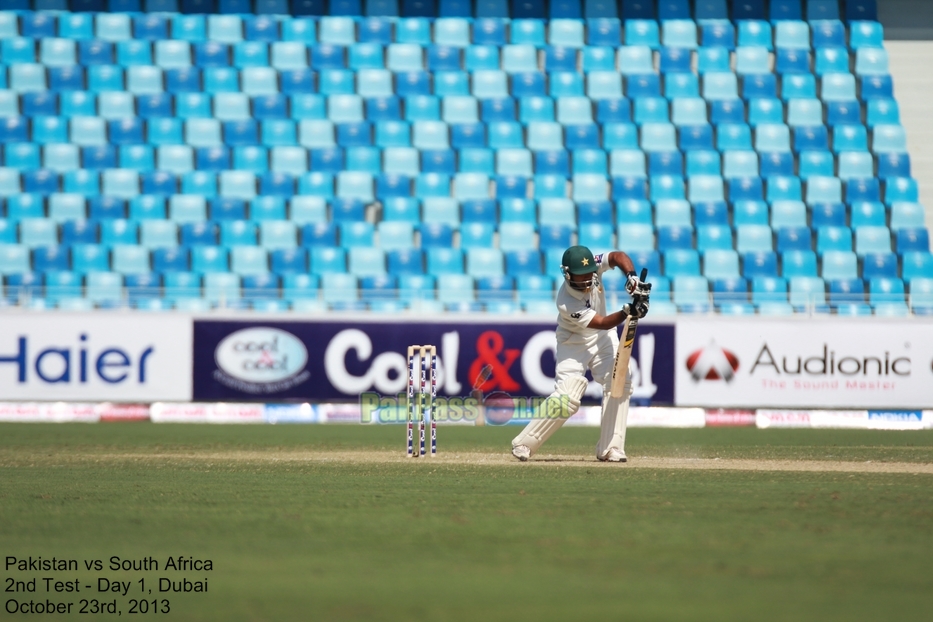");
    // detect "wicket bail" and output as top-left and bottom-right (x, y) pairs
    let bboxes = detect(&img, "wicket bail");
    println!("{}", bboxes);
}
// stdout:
(407, 344), (437, 458)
